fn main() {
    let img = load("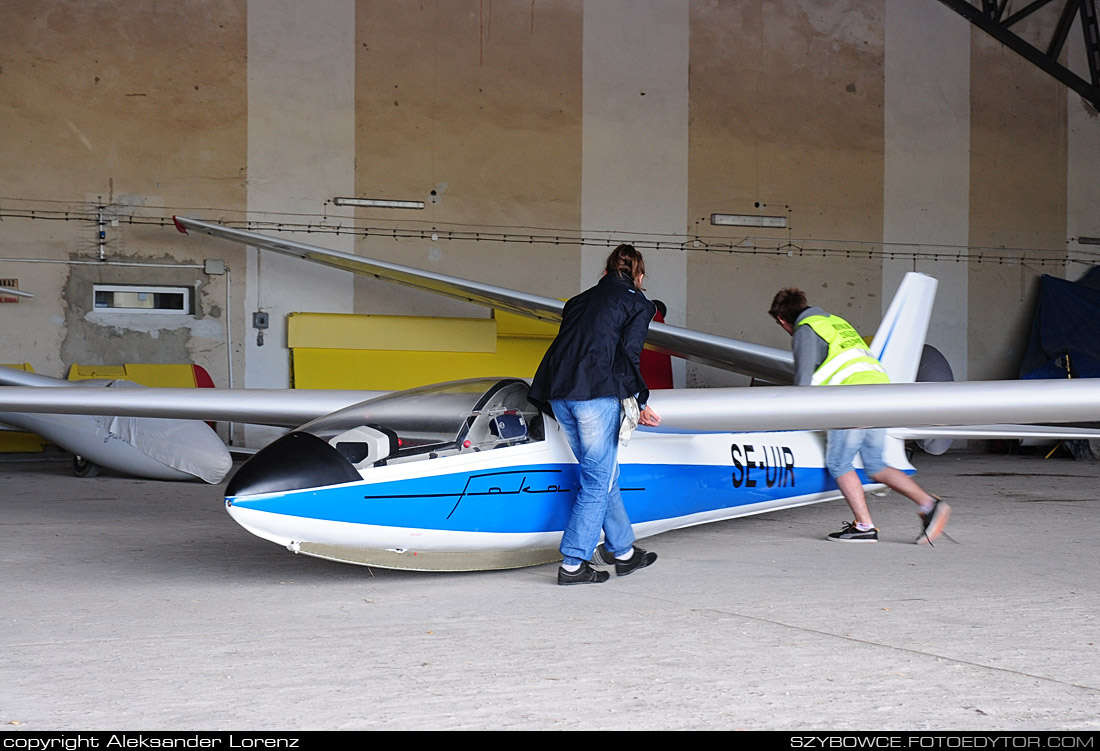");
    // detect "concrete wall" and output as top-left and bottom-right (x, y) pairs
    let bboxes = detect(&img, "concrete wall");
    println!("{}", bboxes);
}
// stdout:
(1, 0), (246, 388)
(351, 0), (583, 320)
(245, 0), (356, 398)
(583, 0), (689, 385)
(967, 20), (1068, 380)
(3, 0), (1097, 428)
(689, 0), (887, 387)
(1066, 19), (1100, 282)
(883, 0), (970, 381)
